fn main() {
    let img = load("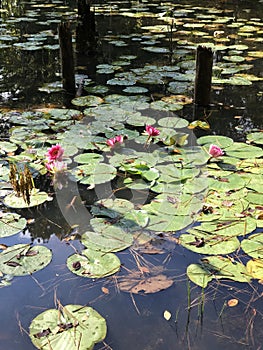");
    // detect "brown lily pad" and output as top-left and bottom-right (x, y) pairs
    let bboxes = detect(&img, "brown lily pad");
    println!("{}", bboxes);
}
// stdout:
(118, 272), (173, 294)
